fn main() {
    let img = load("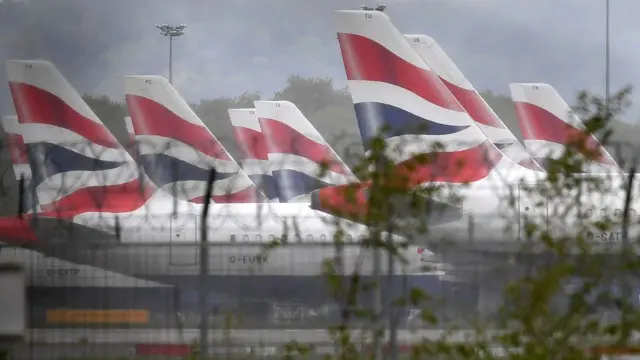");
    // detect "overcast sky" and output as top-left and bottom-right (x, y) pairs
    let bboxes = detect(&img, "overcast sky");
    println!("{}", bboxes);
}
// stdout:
(1, 0), (638, 122)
